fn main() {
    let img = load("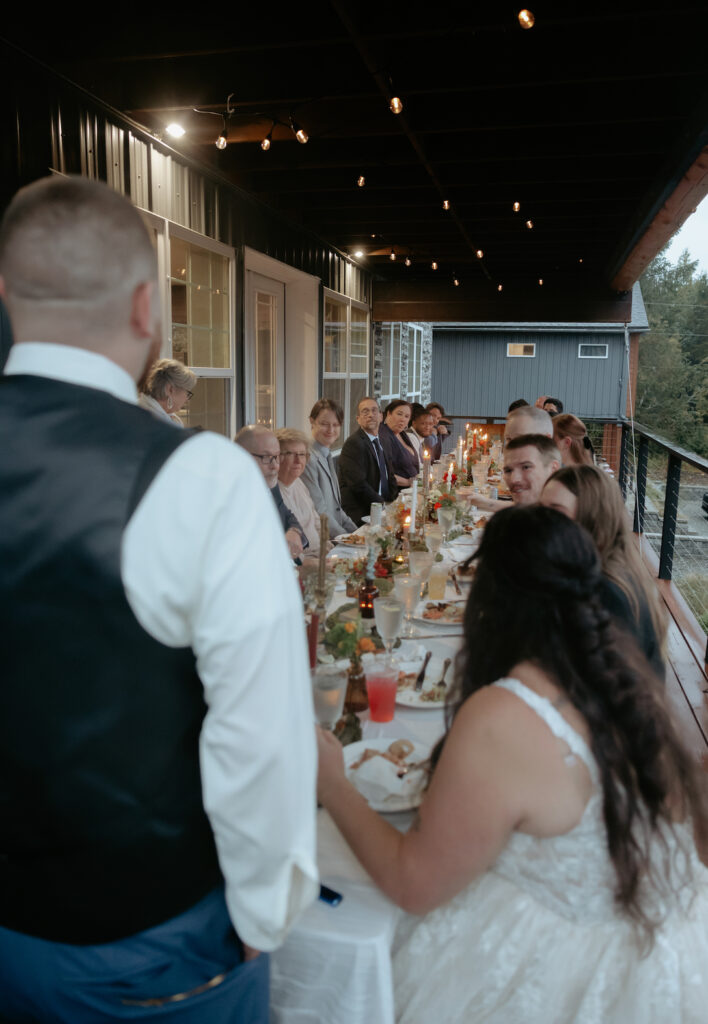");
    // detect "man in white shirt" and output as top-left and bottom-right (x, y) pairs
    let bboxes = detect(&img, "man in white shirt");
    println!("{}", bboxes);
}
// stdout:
(0, 176), (318, 1023)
